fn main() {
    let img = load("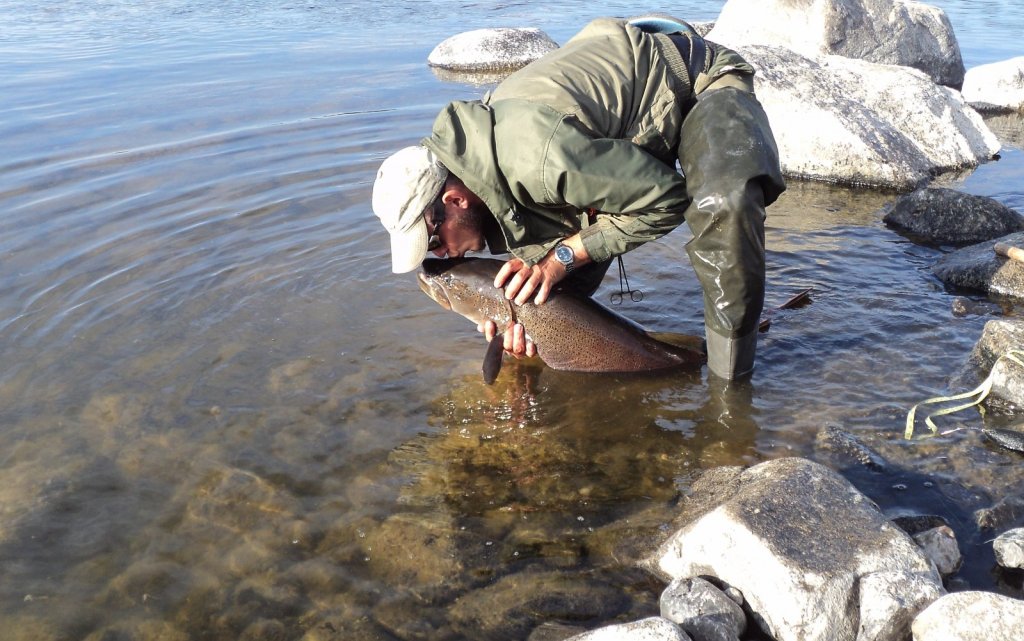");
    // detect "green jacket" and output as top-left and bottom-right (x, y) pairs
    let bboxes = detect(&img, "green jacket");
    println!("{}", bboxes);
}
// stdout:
(421, 18), (754, 266)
